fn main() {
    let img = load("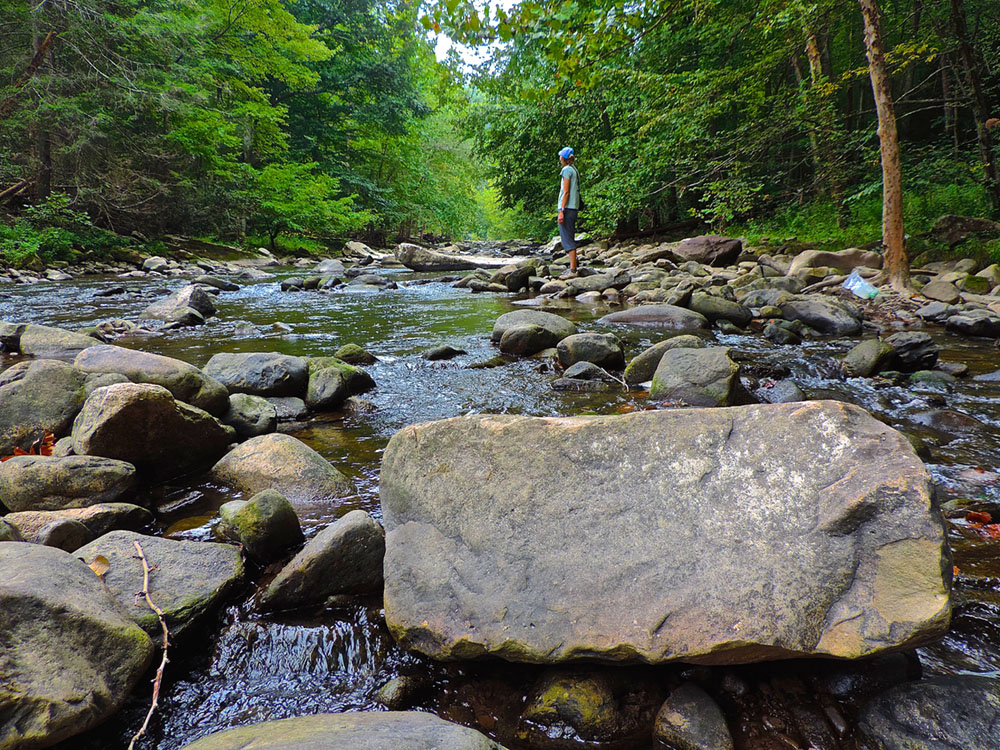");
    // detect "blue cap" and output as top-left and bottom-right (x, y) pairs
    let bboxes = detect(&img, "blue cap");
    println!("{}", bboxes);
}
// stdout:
(558, 147), (574, 159)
